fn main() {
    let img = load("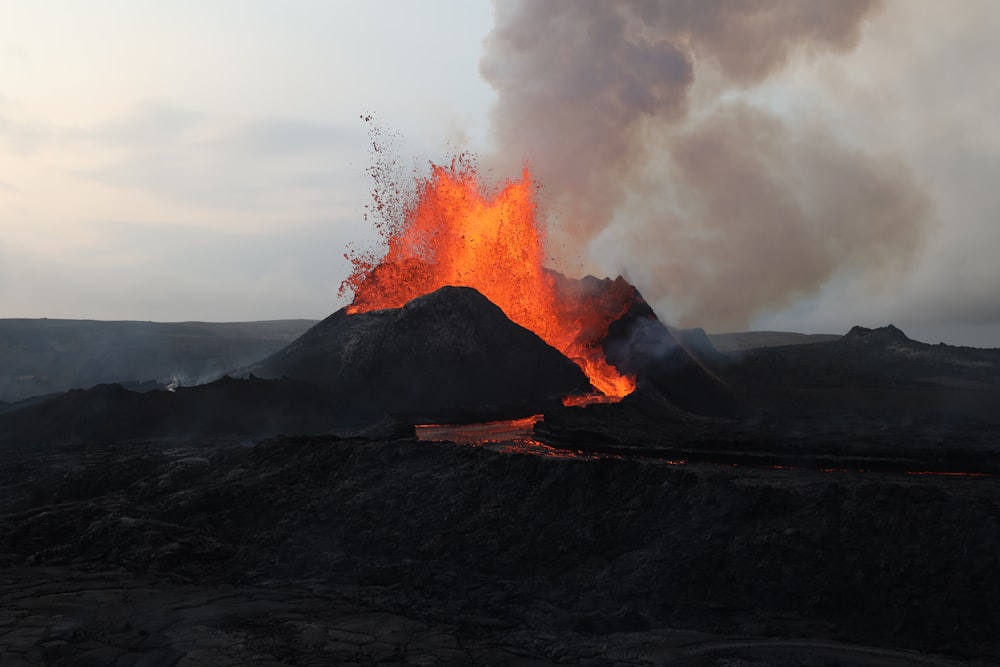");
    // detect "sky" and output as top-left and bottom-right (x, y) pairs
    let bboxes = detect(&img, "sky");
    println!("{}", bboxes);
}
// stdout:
(2, 1), (999, 347)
